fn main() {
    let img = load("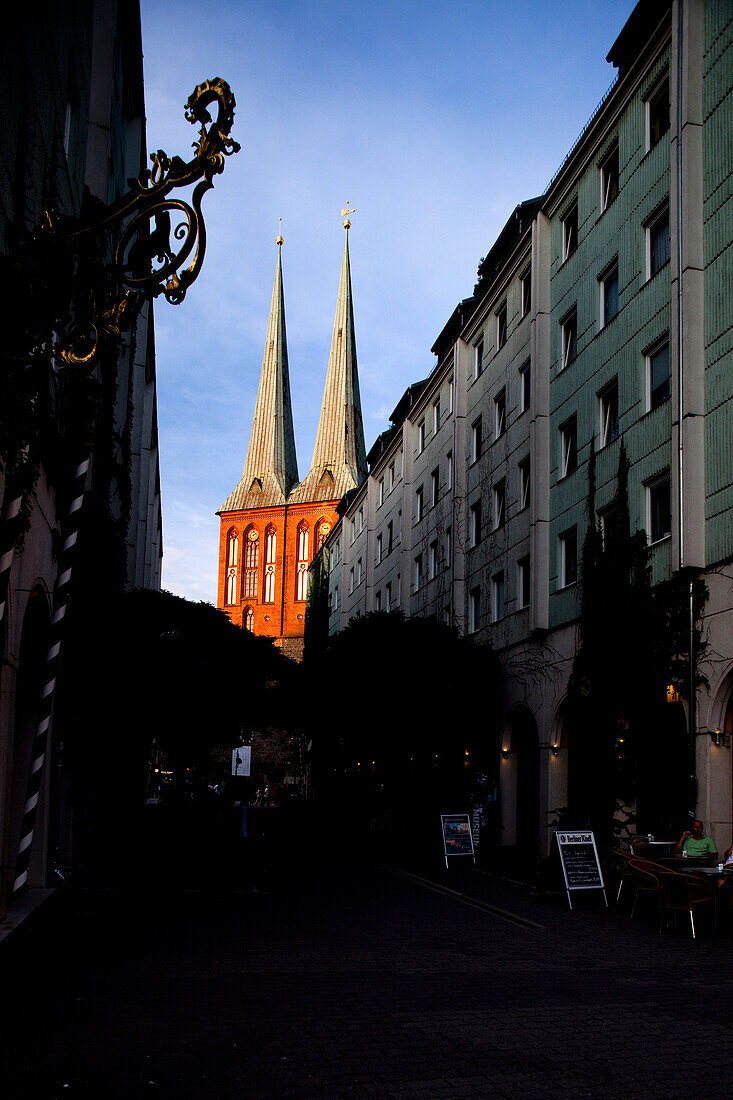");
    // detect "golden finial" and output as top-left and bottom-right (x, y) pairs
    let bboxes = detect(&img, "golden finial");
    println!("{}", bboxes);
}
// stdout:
(340, 202), (357, 229)
(276, 217), (283, 246)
